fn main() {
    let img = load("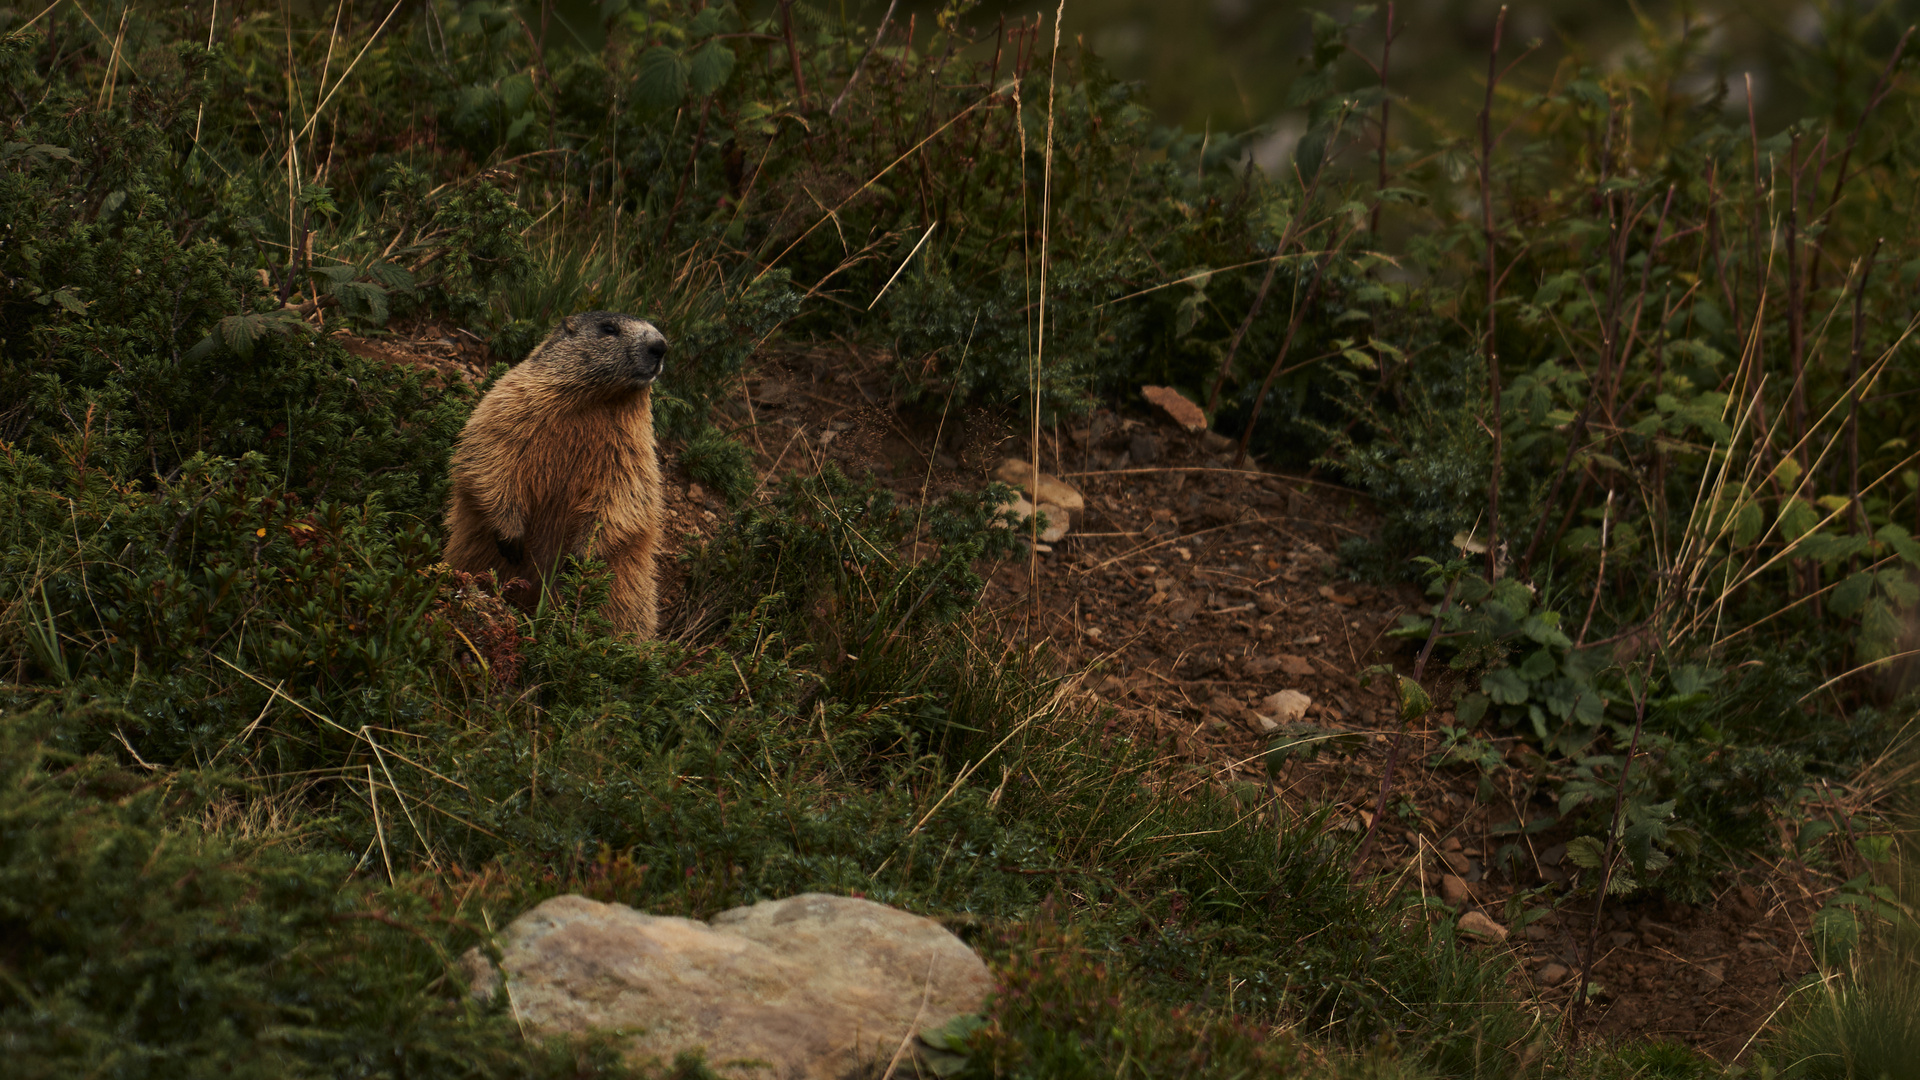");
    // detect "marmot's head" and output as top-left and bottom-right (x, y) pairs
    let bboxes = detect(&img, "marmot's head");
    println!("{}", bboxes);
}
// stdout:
(530, 311), (669, 391)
